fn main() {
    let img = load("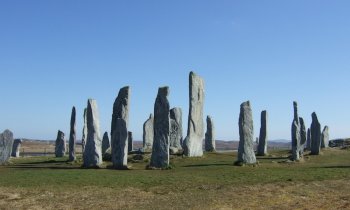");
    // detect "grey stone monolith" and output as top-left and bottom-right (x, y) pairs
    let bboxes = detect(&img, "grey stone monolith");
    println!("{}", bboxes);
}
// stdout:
(205, 115), (215, 152)
(257, 110), (268, 156)
(55, 130), (66, 157)
(321, 126), (329, 148)
(149, 87), (170, 169)
(306, 128), (311, 150)
(102, 132), (110, 155)
(83, 99), (102, 168)
(128, 131), (133, 152)
(69, 106), (76, 161)
(111, 87), (130, 169)
(170, 107), (183, 151)
(11, 138), (22, 157)
(0, 130), (14, 164)
(291, 102), (301, 161)
(82, 108), (87, 154)
(236, 101), (256, 165)
(183, 71), (205, 157)
(299, 117), (307, 156)
(310, 112), (321, 155)
(143, 114), (154, 152)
